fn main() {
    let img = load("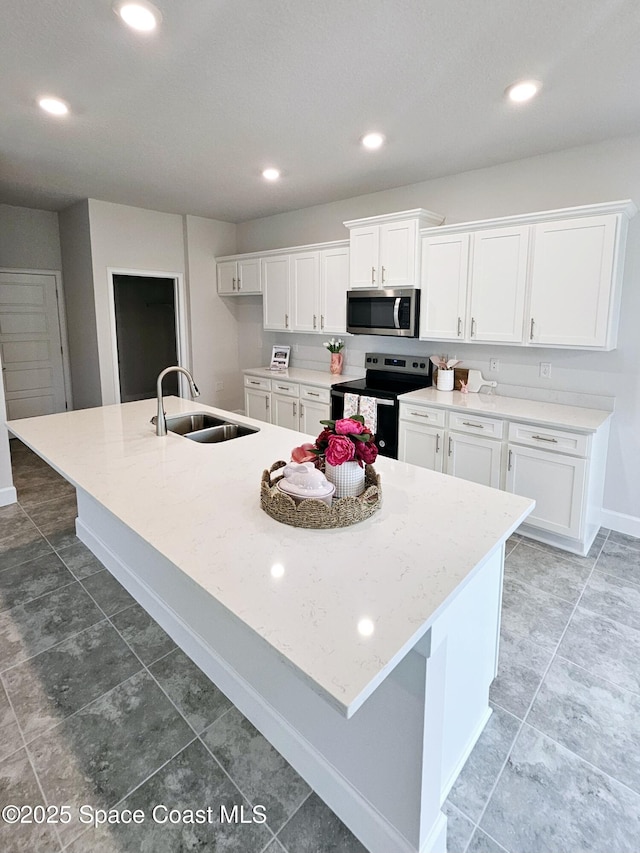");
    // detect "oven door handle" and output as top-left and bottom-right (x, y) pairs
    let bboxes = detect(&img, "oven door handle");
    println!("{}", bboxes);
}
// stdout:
(393, 297), (401, 329)
(371, 397), (395, 407)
